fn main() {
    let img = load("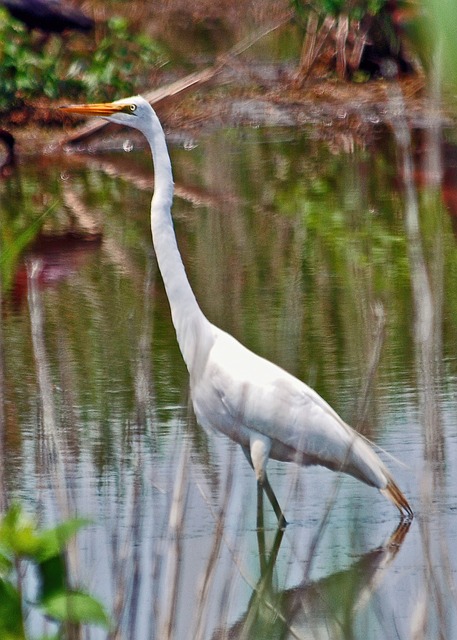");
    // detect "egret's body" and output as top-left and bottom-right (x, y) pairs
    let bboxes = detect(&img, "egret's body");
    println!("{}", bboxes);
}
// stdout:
(62, 96), (413, 523)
